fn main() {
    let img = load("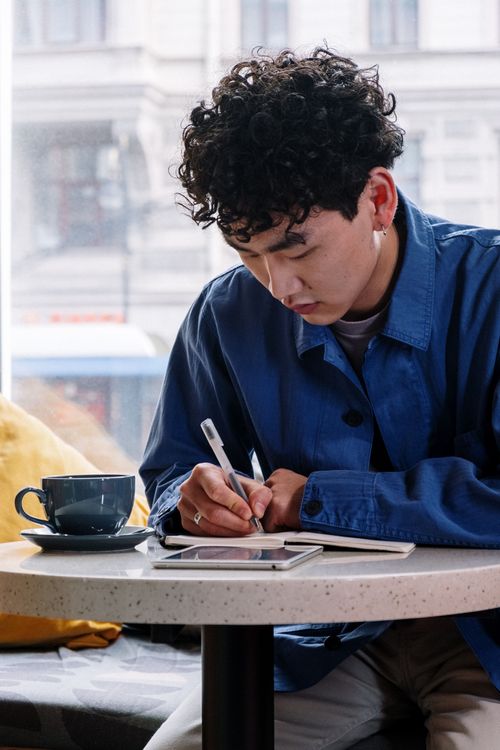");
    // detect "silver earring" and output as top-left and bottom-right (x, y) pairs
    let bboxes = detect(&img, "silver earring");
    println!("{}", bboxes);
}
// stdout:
(381, 225), (387, 236)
